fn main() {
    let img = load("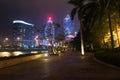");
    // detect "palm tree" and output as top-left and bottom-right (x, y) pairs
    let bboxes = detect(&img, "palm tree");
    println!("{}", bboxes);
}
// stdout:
(68, 0), (98, 55)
